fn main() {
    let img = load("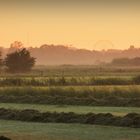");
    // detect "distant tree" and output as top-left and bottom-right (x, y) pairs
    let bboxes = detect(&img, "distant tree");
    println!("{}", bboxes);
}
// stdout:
(5, 48), (36, 73)
(8, 41), (24, 53)
(129, 45), (135, 50)
(111, 57), (140, 66)
(0, 52), (3, 71)
(10, 41), (23, 48)
(111, 58), (130, 65)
